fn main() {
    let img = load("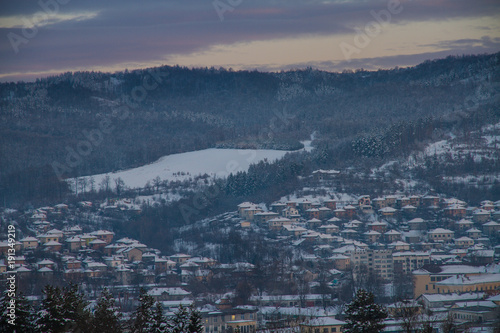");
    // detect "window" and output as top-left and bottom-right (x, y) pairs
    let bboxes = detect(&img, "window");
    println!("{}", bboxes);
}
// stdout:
(332, 328), (337, 332)
(426, 285), (428, 290)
